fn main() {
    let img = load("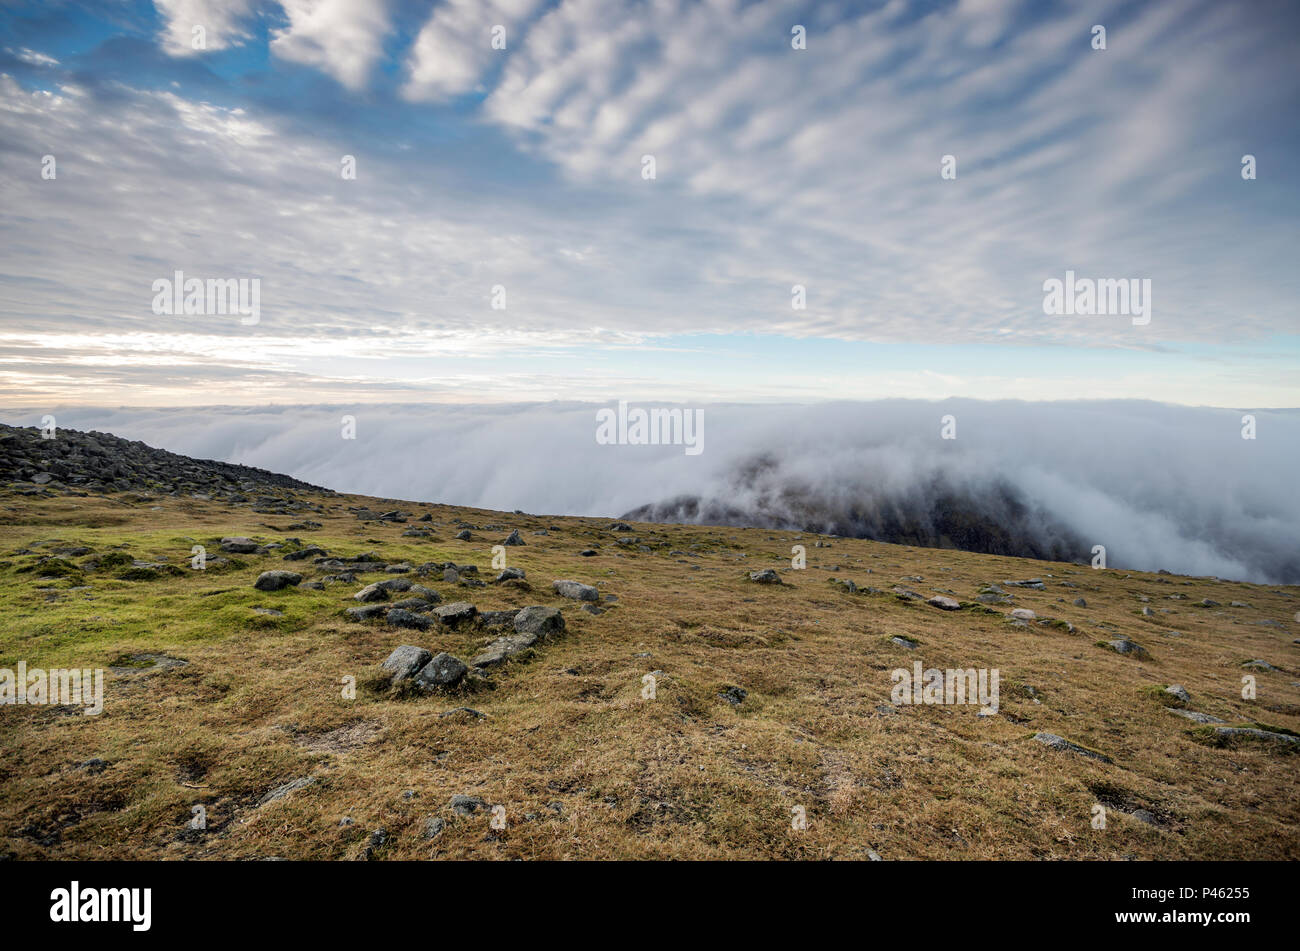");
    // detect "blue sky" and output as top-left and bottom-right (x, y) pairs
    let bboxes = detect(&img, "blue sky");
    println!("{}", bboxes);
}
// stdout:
(1, 0), (1298, 407)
